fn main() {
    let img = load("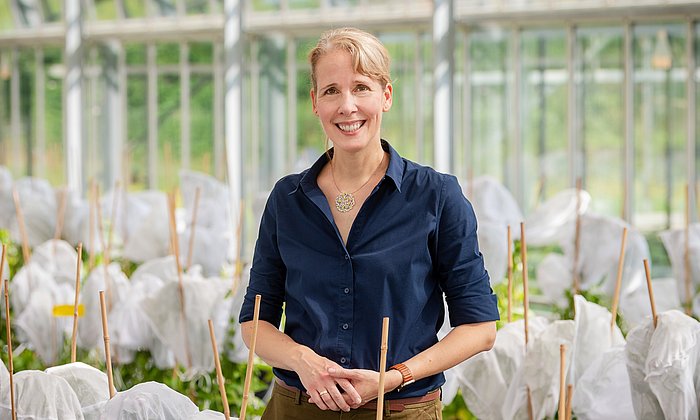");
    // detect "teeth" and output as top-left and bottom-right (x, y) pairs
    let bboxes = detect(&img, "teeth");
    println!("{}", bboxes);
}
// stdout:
(338, 122), (362, 132)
